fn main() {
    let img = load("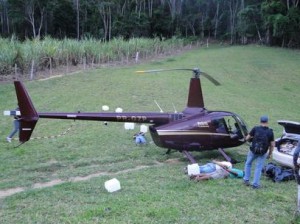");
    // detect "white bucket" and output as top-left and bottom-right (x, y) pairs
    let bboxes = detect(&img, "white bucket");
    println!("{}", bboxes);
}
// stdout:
(3, 110), (10, 116)
(140, 124), (148, 133)
(102, 105), (109, 111)
(124, 122), (135, 130)
(105, 178), (121, 193)
(115, 107), (123, 113)
(187, 163), (200, 176)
